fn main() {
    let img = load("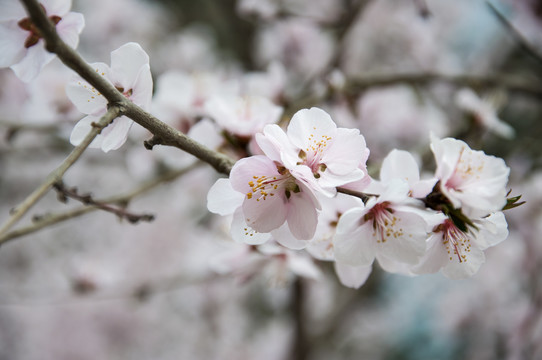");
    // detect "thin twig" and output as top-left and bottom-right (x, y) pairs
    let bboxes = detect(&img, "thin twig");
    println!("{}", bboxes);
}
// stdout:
(0, 163), (201, 244)
(486, 1), (542, 67)
(0, 106), (121, 243)
(337, 187), (372, 203)
(52, 182), (155, 224)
